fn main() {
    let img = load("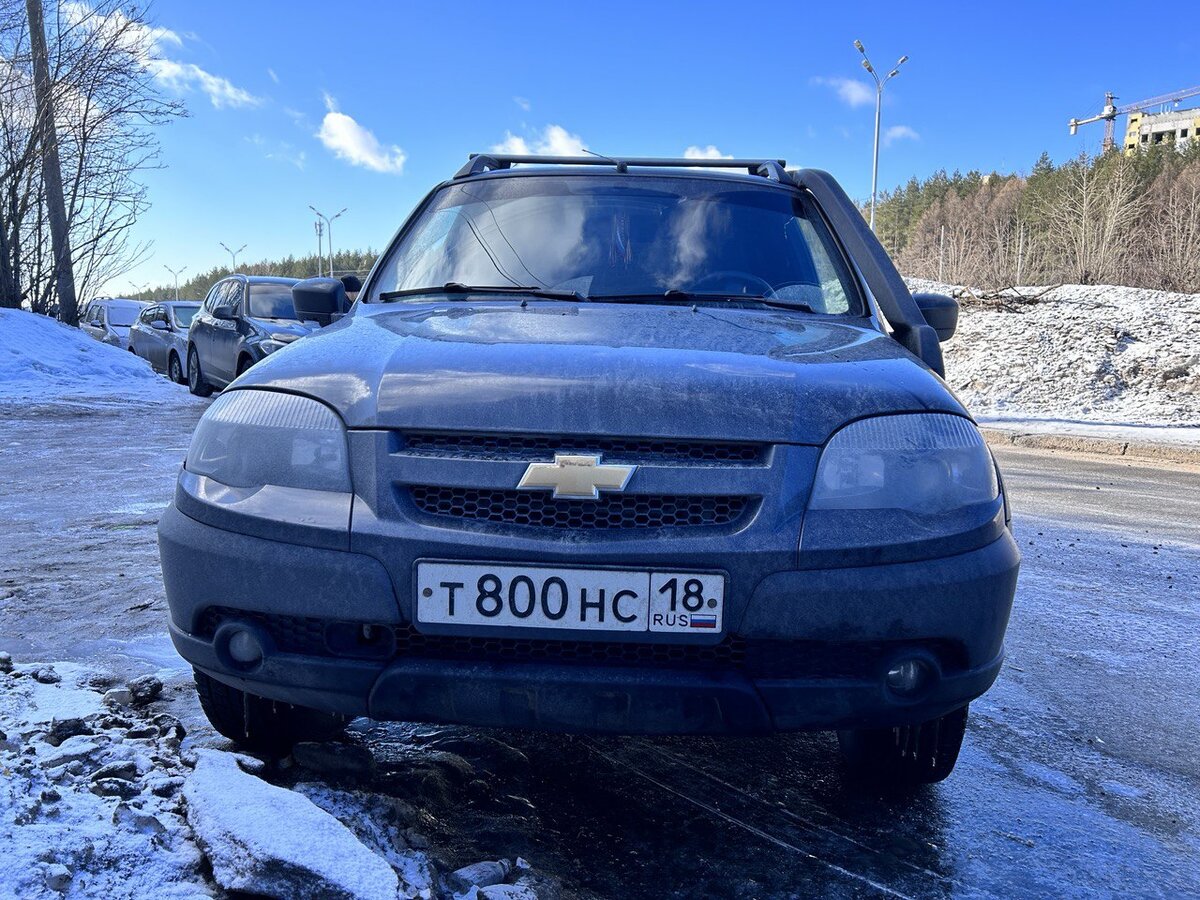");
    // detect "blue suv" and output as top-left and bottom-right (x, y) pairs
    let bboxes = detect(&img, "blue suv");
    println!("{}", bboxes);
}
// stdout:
(159, 156), (1019, 785)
